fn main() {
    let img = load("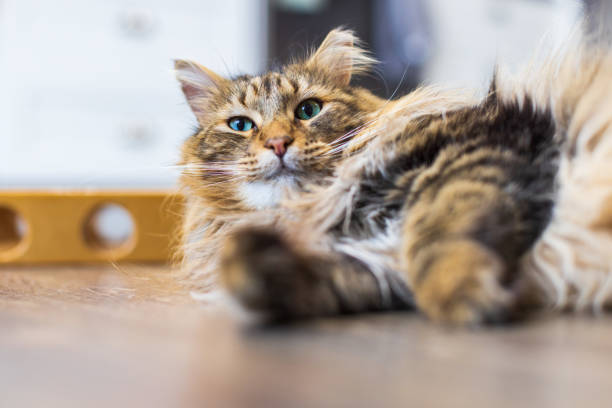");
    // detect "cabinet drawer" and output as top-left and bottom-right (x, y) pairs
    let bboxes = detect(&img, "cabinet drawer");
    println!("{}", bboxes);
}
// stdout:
(3, 0), (266, 91)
